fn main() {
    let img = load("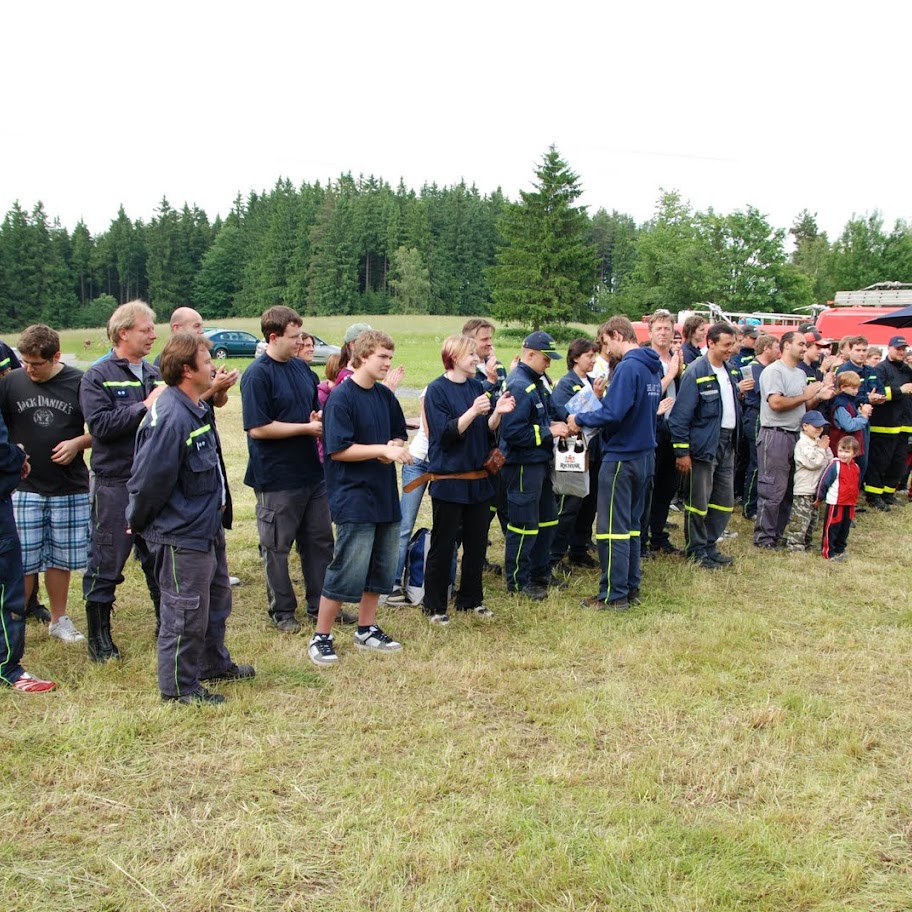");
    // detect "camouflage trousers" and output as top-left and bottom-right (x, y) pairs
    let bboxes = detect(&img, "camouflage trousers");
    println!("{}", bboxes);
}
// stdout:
(784, 494), (819, 552)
